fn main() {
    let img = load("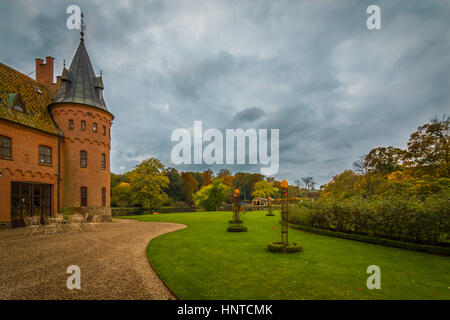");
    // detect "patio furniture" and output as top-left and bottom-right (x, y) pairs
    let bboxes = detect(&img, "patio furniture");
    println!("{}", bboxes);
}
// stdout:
(43, 217), (58, 234)
(85, 215), (100, 232)
(24, 216), (41, 236)
(48, 217), (64, 233)
(67, 216), (83, 233)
